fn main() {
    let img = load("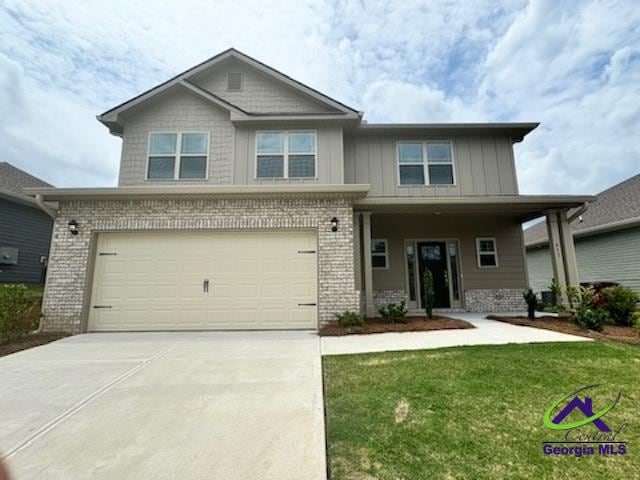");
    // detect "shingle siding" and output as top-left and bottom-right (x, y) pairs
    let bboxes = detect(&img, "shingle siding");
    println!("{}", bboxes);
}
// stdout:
(526, 226), (640, 294)
(0, 199), (53, 284)
(42, 197), (359, 333)
(118, 88), (234, 186)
